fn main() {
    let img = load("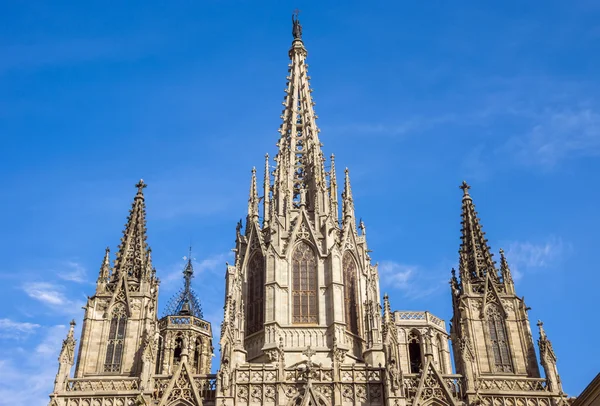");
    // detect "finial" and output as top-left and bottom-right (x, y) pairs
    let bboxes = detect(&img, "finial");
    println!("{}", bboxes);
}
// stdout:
(537, 320), (546, 337)
(136, 179), (147, 196)
(459, 180), (471, 198)
(292, 9), (303, 40)
(68, 319), (76, 337)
